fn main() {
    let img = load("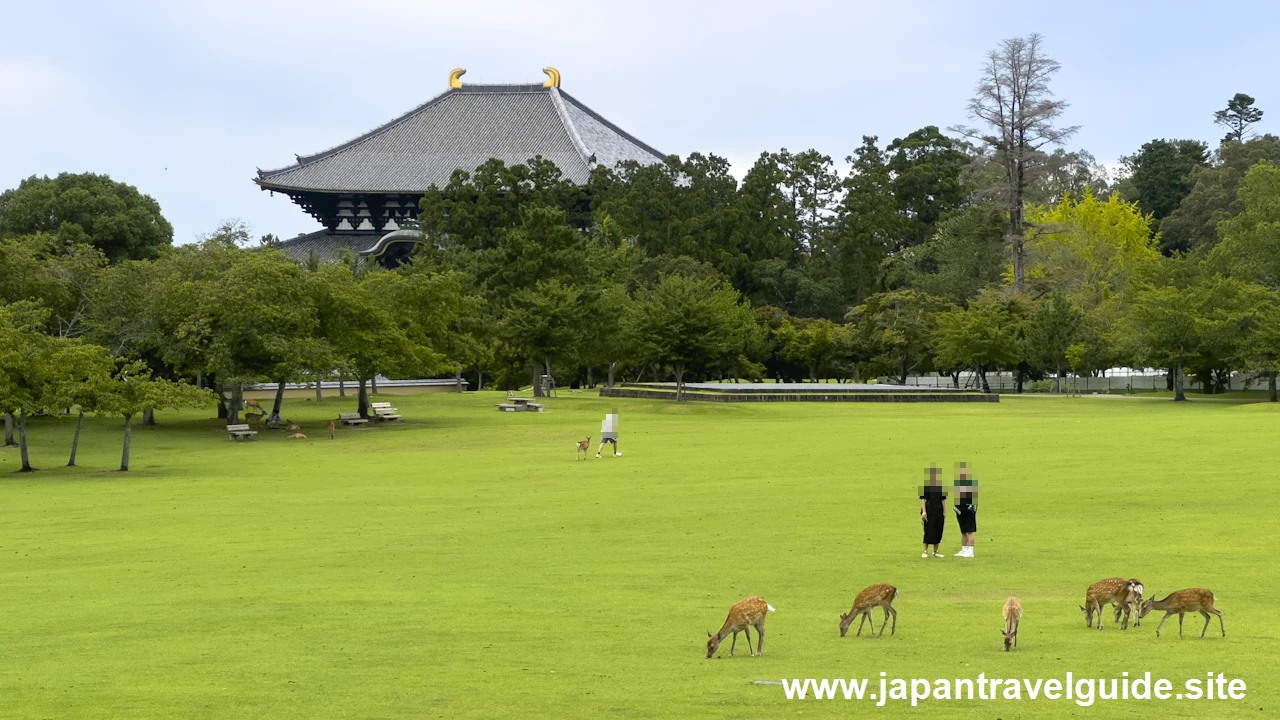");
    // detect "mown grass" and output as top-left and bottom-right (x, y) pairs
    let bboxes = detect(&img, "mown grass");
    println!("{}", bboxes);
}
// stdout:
(1, 391), (1276, 719)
